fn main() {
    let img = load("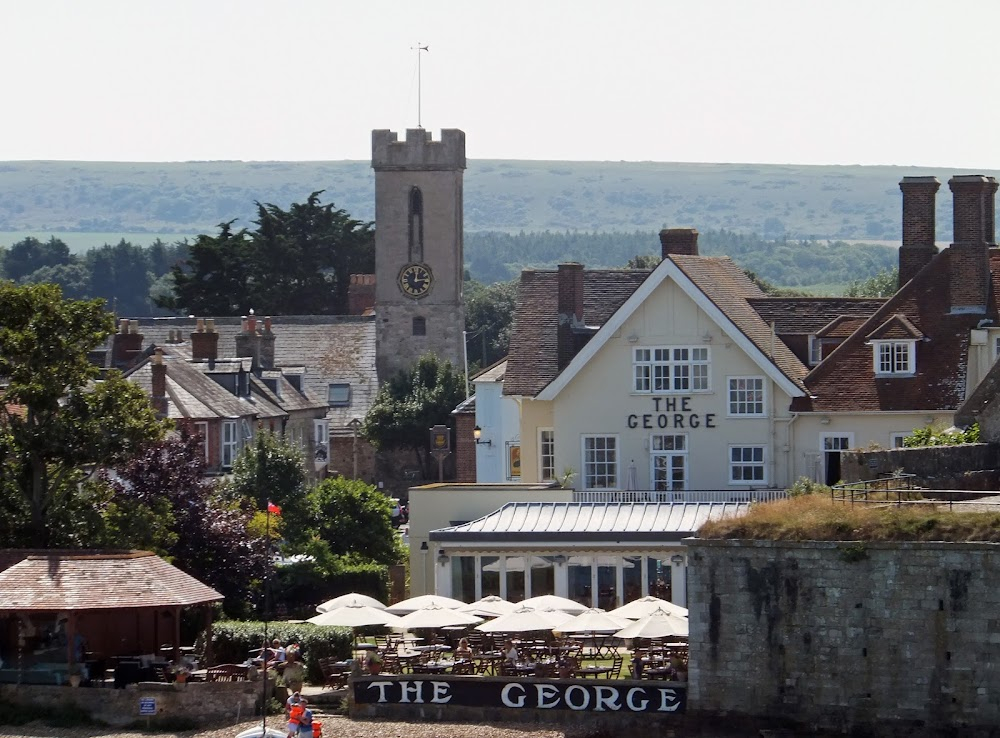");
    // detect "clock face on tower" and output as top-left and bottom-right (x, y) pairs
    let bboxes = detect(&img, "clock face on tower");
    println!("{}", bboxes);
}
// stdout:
(398, 263), (433, 298)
